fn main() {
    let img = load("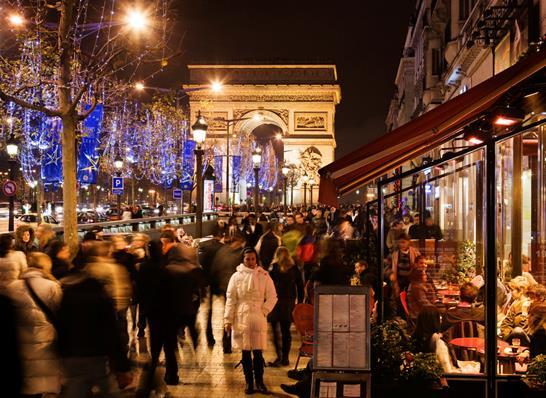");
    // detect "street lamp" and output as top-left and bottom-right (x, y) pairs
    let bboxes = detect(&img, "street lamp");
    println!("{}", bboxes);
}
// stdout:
(114, 153), (124, 217)
(252, 148), (262, 214)
(309, 177), (315, 206)
(5, 134), (19, 231)
(301, 172), (309, 208)
(281, 163), (289, 214)
(214, 111), (264, 209)
(8, 14), (25, 27)
(193, 111), (207, 238)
